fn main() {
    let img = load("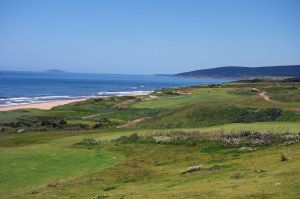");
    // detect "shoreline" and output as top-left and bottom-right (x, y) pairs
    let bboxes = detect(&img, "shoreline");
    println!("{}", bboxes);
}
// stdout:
(0, 99), (85, 111)
(0, 91), (152, 111)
